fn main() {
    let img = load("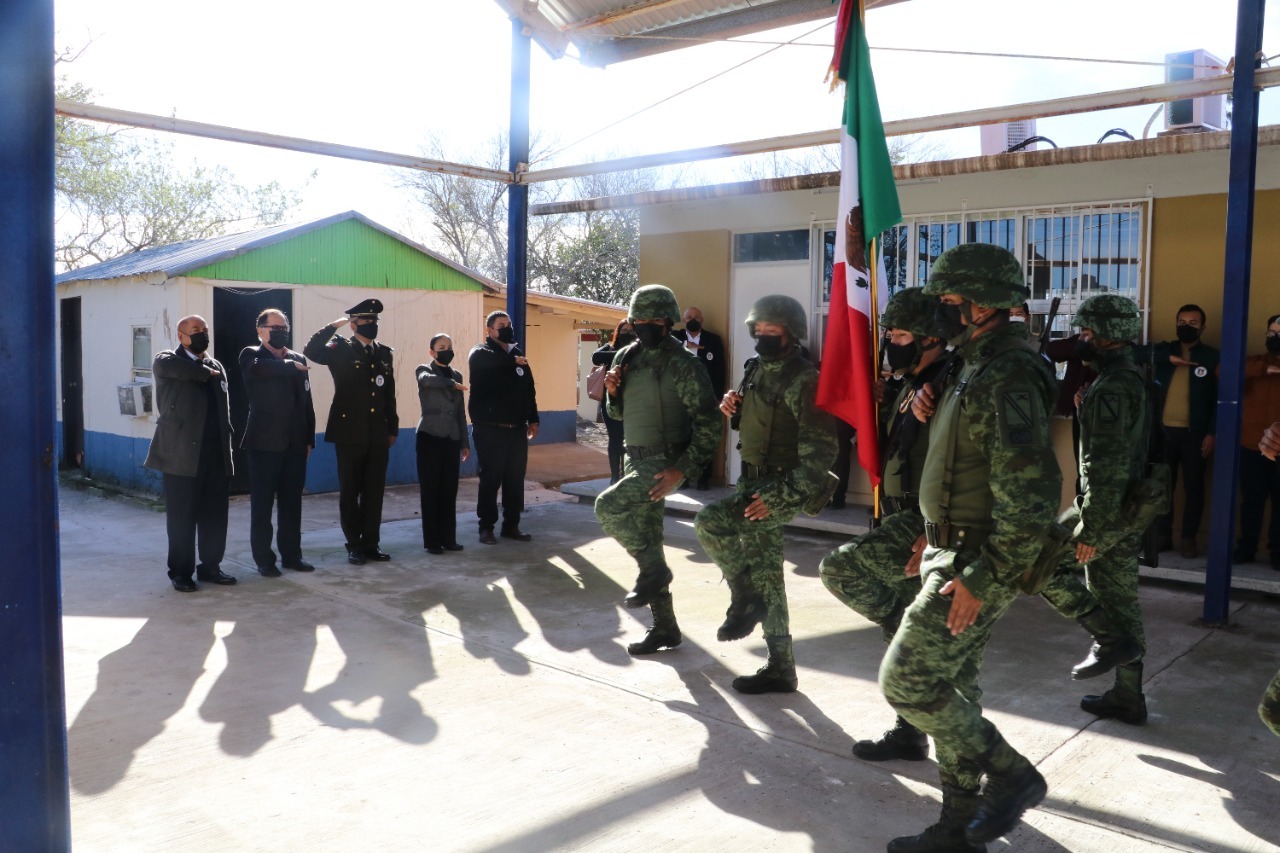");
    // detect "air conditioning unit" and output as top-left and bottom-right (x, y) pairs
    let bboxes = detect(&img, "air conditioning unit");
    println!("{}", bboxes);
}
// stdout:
(117, 381), (153, 417)
(980, 120), (1036, 156)
(1165, 49), (1227, 131)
